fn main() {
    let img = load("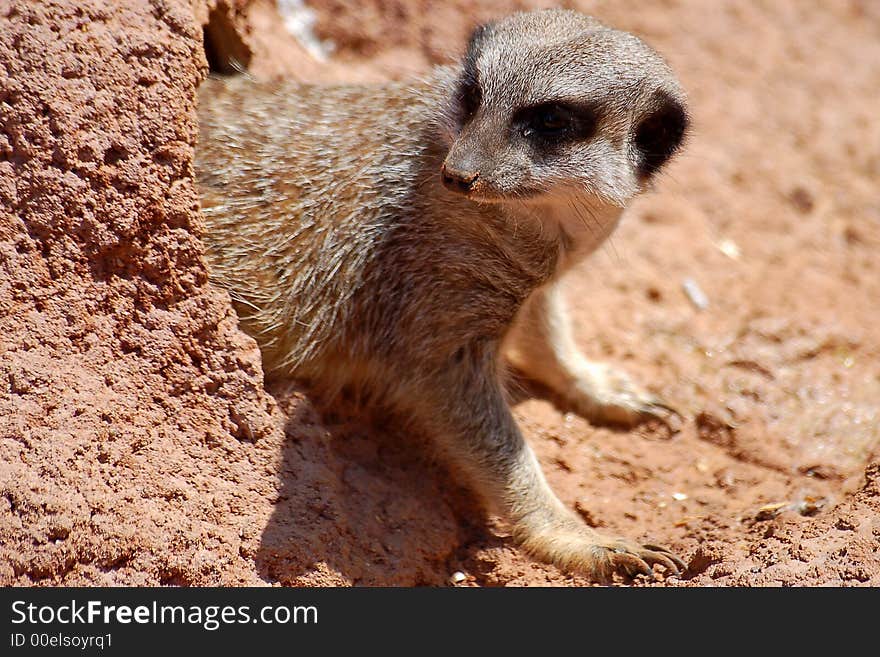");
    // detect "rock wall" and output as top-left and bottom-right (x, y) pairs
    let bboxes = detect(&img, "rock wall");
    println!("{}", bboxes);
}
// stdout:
(0, 0), (284, 585)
